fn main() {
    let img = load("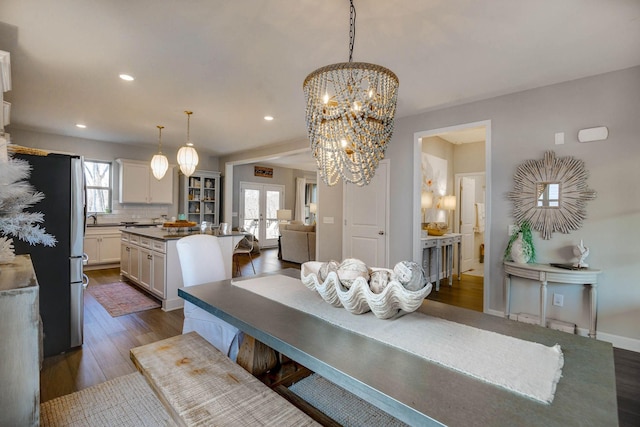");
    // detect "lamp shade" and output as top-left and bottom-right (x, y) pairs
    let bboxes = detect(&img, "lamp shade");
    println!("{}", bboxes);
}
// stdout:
(309, 203), (317, 214)
(177, 145), (199, 177)
(442, 195), (456, 211)
(421, 191), (433, 209)
(276, 209), (292, 221)
(150, 153), (169, 180)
